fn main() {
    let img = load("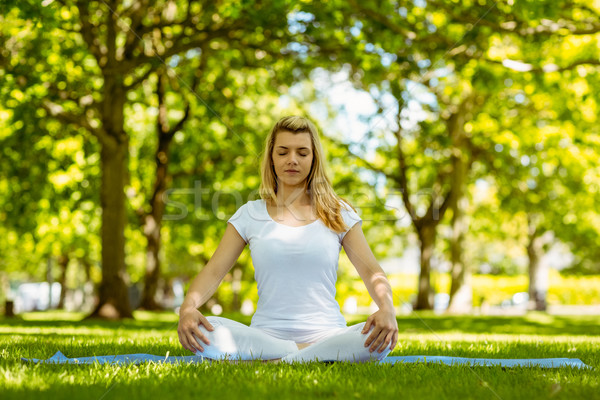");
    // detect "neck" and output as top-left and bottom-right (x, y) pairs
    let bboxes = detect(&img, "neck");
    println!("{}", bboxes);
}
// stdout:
(274, 184), (310, 208)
